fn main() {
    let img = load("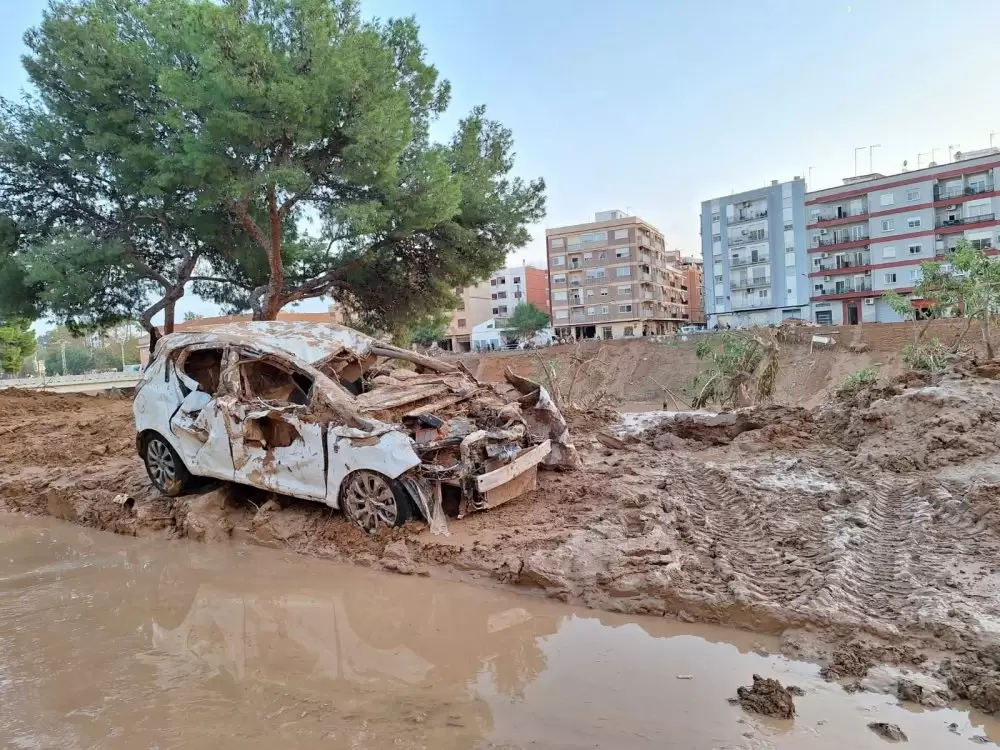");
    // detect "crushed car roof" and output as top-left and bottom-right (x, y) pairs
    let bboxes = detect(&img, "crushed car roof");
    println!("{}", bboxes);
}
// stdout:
(155, 321), (378, 365)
